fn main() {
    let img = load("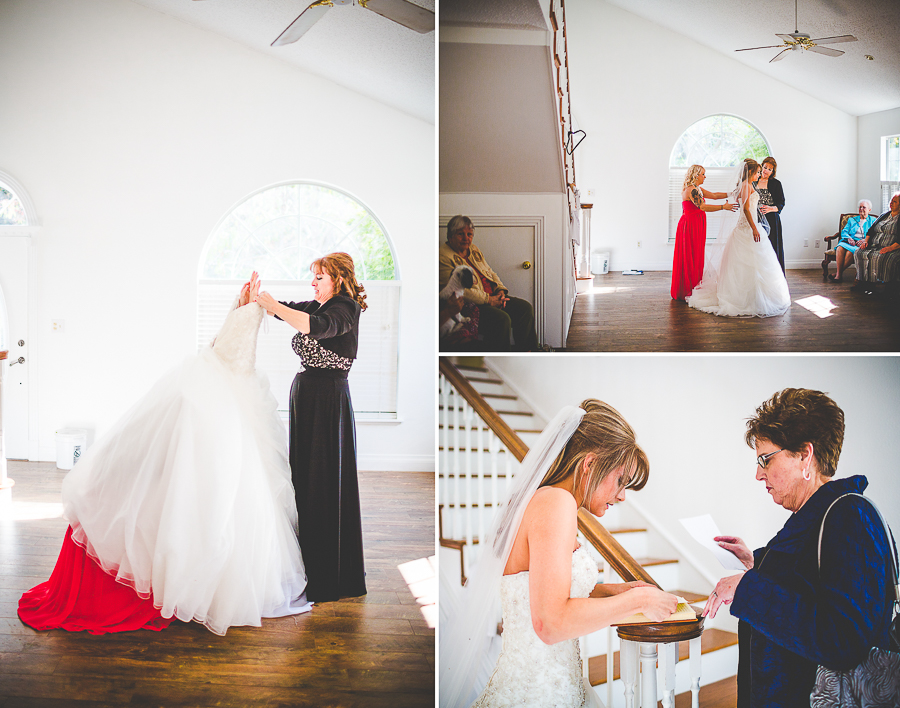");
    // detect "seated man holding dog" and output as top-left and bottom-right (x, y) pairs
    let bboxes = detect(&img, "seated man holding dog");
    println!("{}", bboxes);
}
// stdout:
(439, 215), (538, 352)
